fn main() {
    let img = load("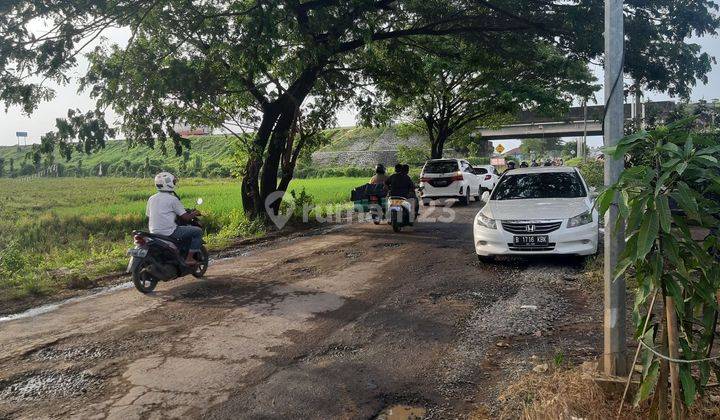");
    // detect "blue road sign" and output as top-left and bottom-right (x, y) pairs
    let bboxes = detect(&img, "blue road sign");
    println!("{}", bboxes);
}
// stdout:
(15, 131), (28, 137)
